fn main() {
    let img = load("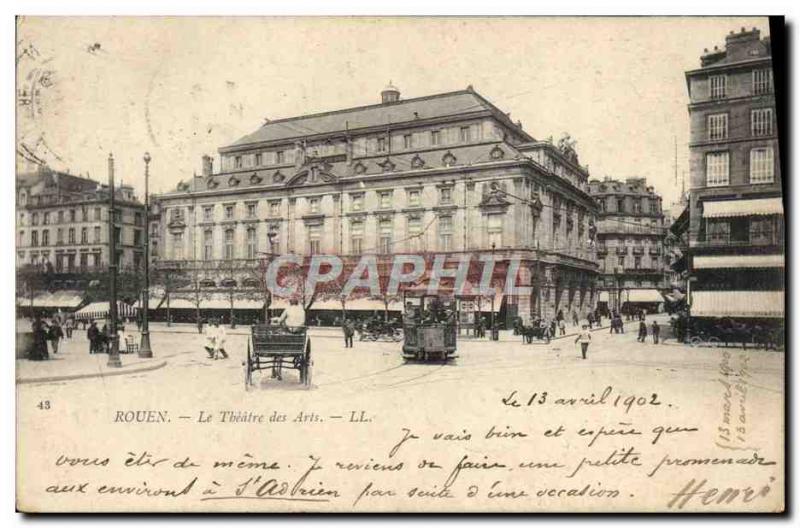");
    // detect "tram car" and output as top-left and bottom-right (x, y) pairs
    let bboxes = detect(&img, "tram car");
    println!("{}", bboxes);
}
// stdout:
(401, 291), (457, 362)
